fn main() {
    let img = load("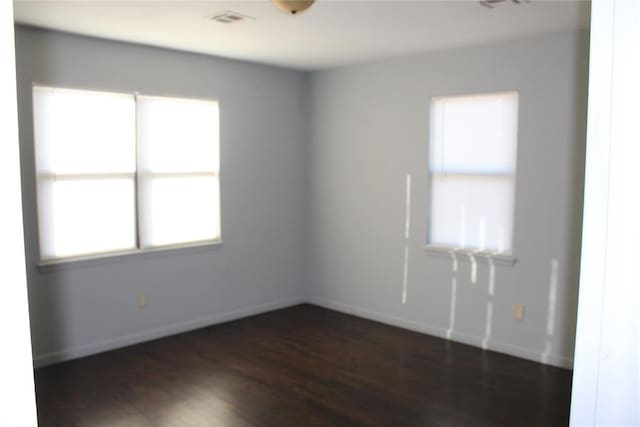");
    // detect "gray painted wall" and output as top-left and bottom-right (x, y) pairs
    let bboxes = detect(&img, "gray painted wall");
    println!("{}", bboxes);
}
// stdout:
(307, 31), (589, 368)
(14, 26), (308, 366)
(15, 26), (588, 369)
